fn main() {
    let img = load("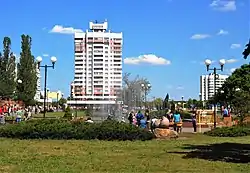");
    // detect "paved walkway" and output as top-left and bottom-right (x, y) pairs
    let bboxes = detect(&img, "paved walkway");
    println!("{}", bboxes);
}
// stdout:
(181, 127), (210, 133)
